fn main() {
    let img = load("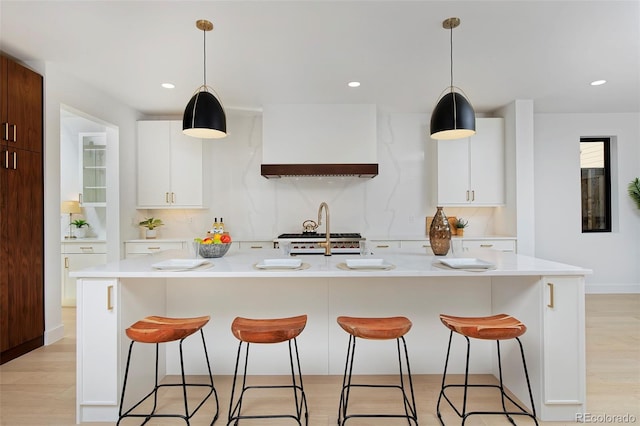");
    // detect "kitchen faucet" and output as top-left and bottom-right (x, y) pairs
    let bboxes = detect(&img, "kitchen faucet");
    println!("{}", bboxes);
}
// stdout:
(317, 202), (331, 256)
